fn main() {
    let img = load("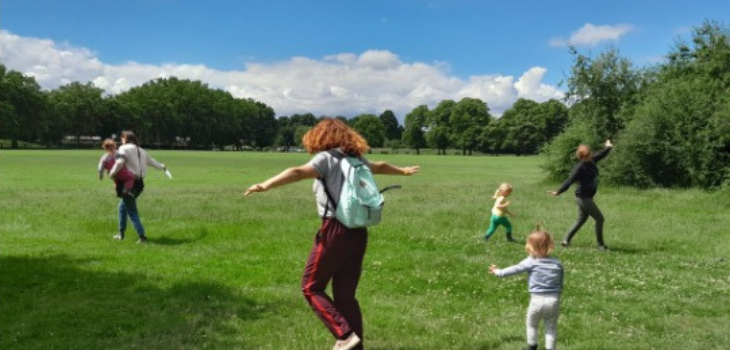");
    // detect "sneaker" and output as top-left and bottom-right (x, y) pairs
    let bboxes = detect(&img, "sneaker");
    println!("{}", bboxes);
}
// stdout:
(332, 333), (360, 350)
(560, 241), (569, 247)
(483, 235), (491, 241)
(113, 233), (125, 240)
(137, 236), (148, 244)
(598, 245), (609, 251)
(506, 237), (517, 243)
